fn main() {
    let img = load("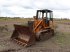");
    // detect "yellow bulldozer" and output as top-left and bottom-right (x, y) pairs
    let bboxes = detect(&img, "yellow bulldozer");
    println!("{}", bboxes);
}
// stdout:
(11, 9), (54, 47)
